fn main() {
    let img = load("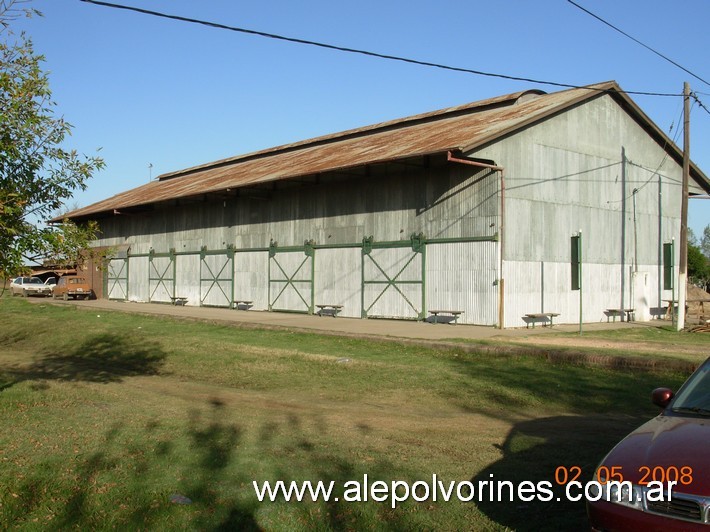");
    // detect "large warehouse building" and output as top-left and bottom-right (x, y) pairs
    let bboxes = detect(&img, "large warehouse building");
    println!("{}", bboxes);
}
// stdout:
(63, 81), (710, 328)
